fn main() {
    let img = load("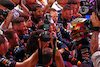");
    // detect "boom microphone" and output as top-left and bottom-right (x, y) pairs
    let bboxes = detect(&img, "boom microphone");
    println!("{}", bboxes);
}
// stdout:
(0, 0), (15, 10)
